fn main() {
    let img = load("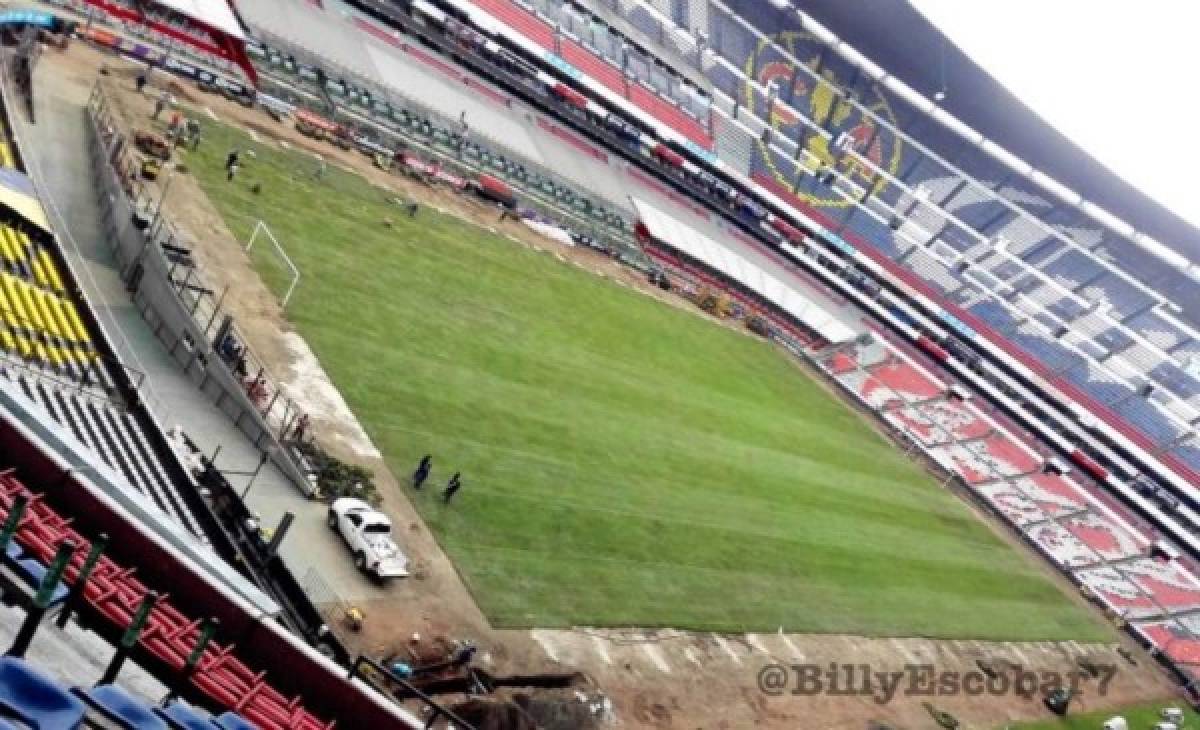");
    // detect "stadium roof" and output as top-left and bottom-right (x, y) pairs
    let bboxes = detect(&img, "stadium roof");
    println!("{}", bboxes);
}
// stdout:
(910, 0), (1200, 234)
(155, 0), (245, 40)
(632, 198), (858, 345)
(0, 167), (50, 234)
